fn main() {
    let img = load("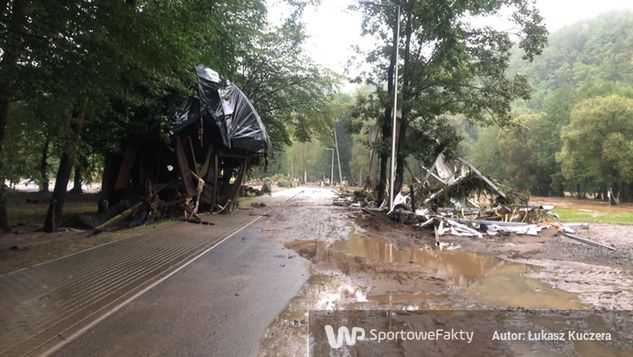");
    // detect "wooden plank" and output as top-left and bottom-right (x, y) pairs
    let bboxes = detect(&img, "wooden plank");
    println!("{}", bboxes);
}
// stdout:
(227, 159), (248, 211)
(174, 136), (195, 197)
(210, 152), (218, 212)
(563, 233), (616, 251)
(186, 136), (199, 176)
